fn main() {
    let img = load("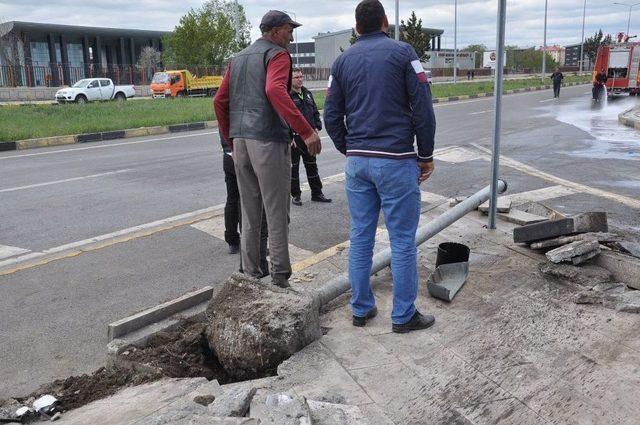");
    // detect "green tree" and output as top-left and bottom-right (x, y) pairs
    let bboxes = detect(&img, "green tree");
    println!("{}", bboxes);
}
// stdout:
(400, 11), (429, 60)
(583, 29), (611, 65)
(462, 44), (487, 68)
(507, 47), (557, 72)
(349, 28), (359, 45)
(162, 0), (250, 69)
